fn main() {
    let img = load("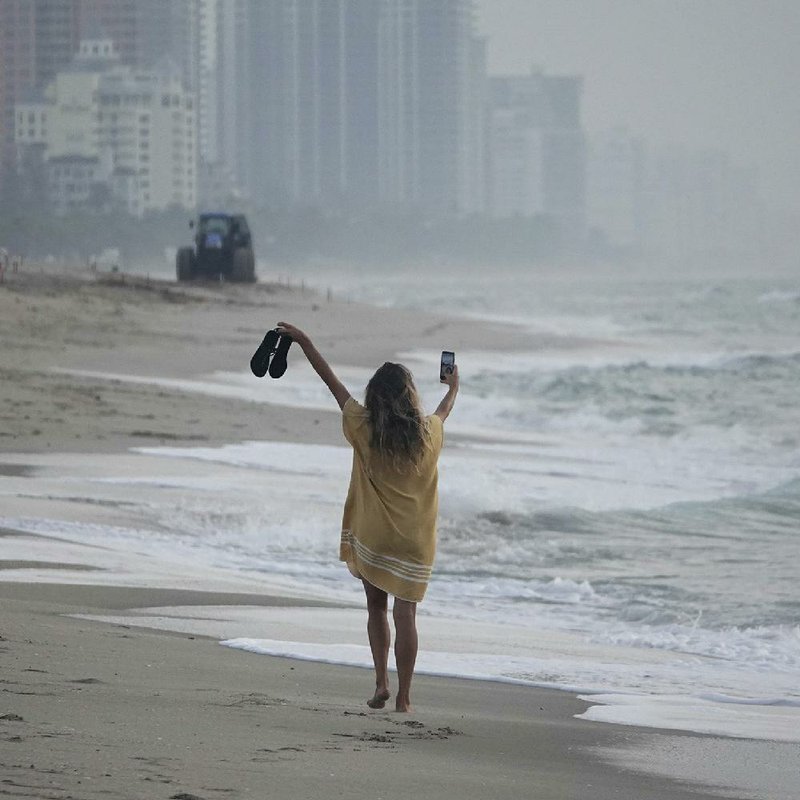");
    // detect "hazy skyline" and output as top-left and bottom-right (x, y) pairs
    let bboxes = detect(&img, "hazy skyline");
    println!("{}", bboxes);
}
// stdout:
(477, 0), (800, 217)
